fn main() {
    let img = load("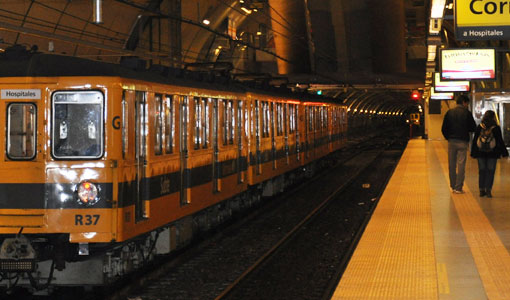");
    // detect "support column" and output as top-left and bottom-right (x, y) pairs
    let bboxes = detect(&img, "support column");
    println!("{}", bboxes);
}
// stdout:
(268, 0), (311, 75)
(168, 0), (182, 67)
(369, 0), (406, 73)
